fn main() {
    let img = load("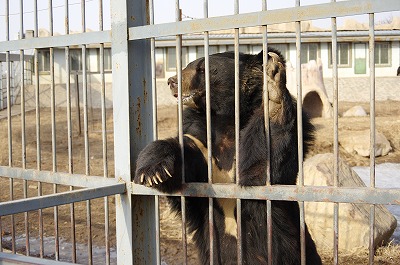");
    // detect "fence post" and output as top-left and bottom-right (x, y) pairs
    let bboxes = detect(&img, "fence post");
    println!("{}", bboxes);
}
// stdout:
(111, 0), (156, 264)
